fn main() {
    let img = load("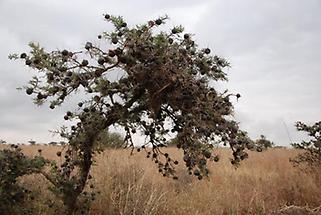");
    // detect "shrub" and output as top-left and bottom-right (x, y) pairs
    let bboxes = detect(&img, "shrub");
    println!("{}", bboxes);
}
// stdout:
(0, 145), (47, 214)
